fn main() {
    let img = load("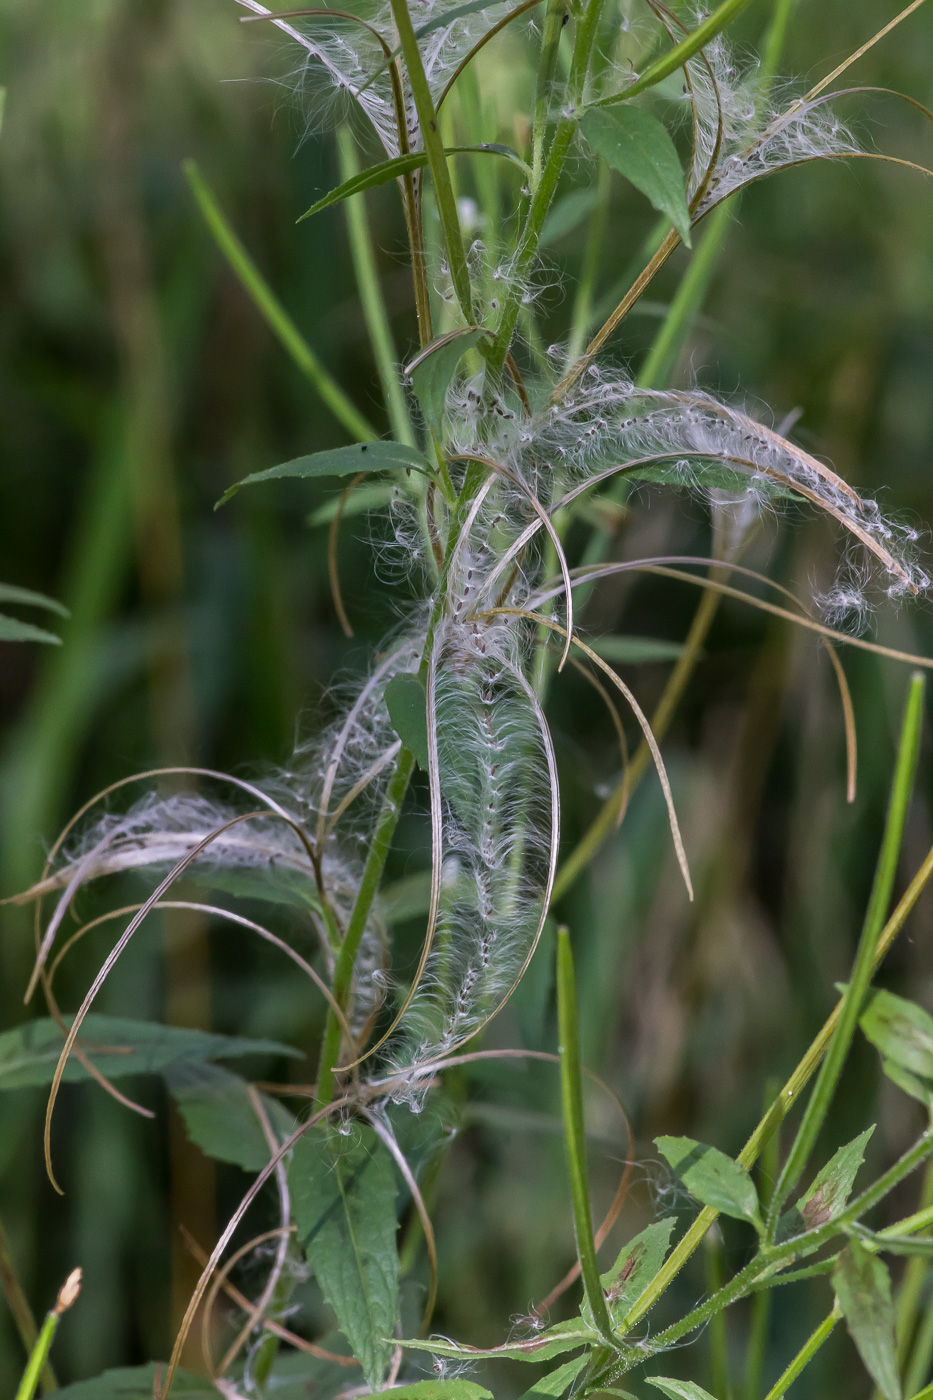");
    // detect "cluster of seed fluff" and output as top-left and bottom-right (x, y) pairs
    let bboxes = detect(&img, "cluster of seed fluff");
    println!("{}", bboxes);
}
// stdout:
(235, 0), (514, 157)
(679, 28), (861, 215)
